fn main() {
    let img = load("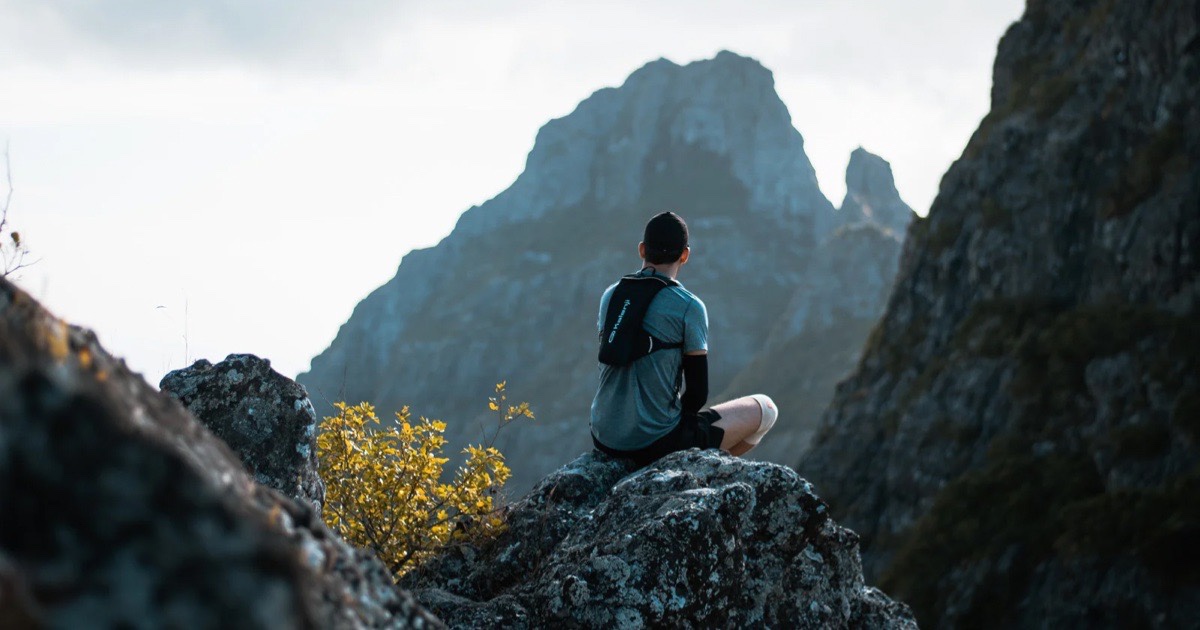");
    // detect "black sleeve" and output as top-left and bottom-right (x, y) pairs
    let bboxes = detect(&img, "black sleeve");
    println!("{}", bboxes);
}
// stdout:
(680, 353), (709, 415)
